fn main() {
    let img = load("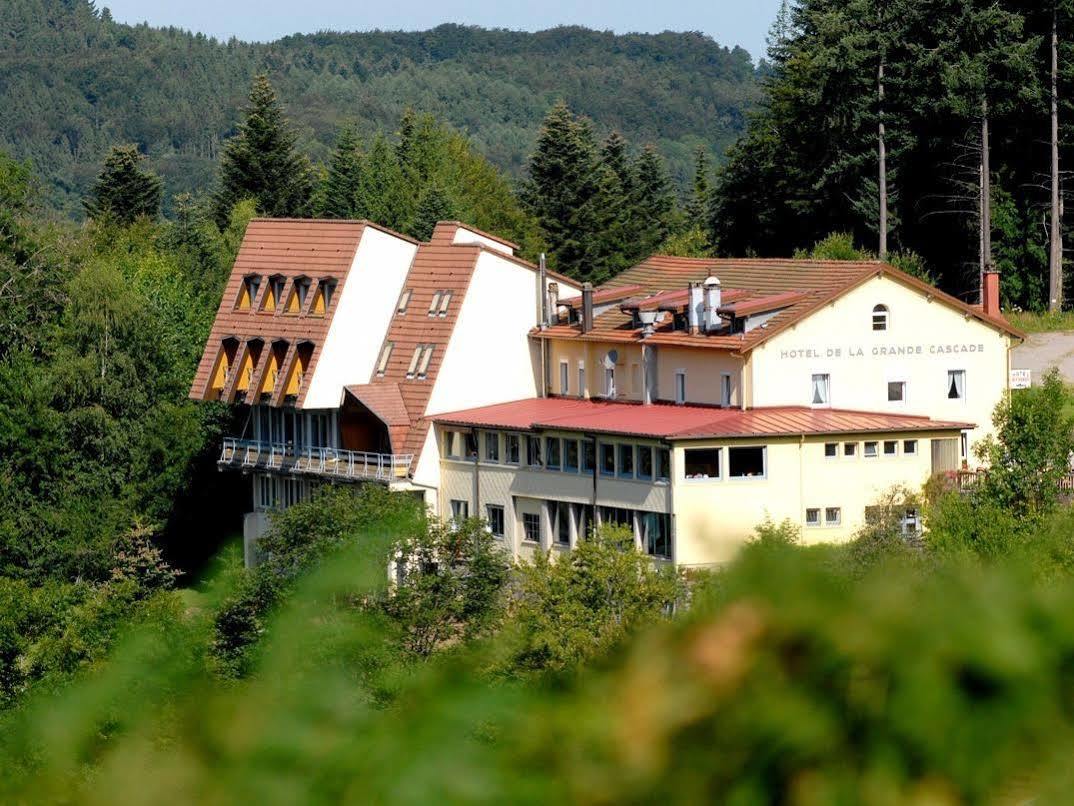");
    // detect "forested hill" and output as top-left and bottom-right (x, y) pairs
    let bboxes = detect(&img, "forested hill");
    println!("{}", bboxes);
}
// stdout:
(0, 0), (760, 218)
